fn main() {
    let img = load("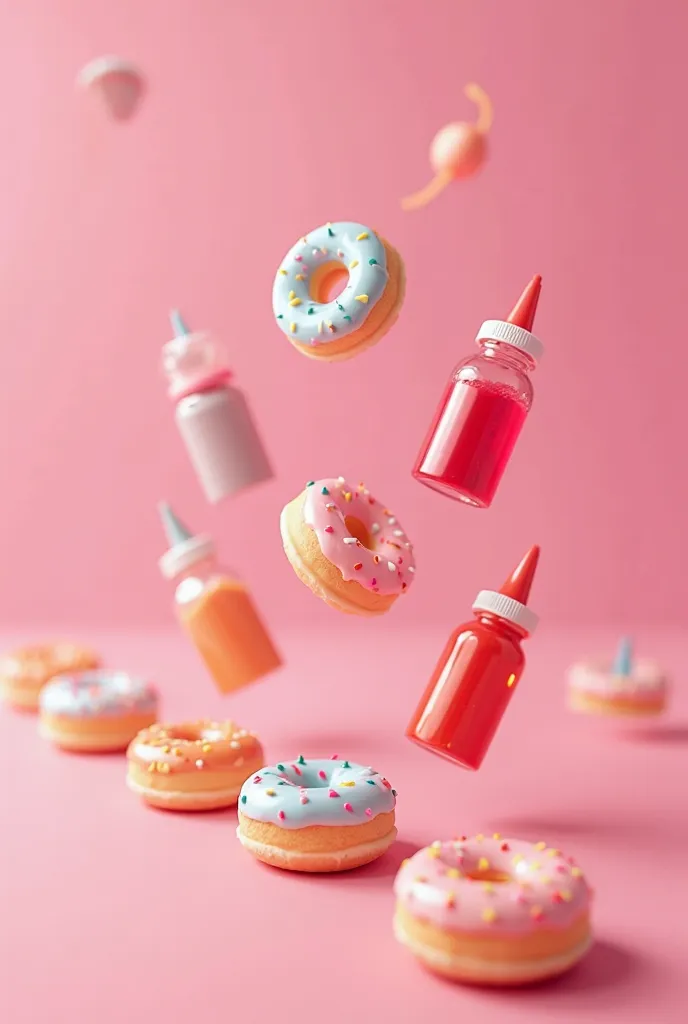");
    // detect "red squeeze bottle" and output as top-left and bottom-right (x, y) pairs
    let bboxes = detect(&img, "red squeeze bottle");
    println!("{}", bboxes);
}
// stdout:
(412, 276), (544, 508)
(406, 545), (540, 770)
